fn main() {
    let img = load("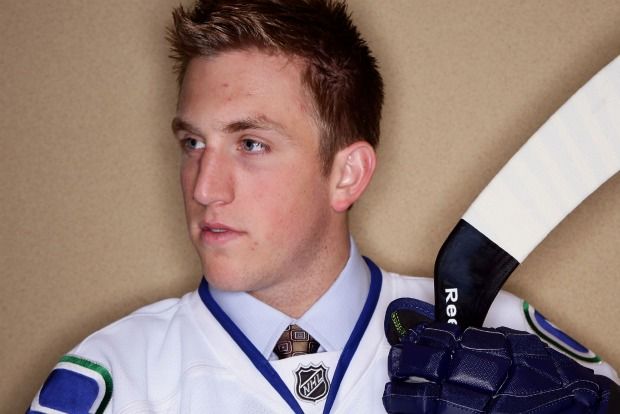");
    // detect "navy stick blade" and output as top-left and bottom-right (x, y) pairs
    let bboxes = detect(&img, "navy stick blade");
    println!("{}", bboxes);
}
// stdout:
(434, 220), (518, 328)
